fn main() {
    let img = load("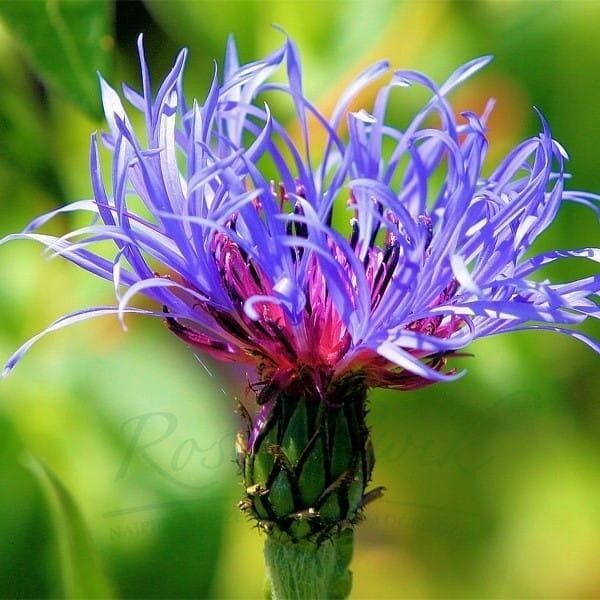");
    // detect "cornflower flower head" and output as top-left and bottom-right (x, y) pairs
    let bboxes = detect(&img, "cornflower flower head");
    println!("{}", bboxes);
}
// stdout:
(3, 35), (599, 588)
